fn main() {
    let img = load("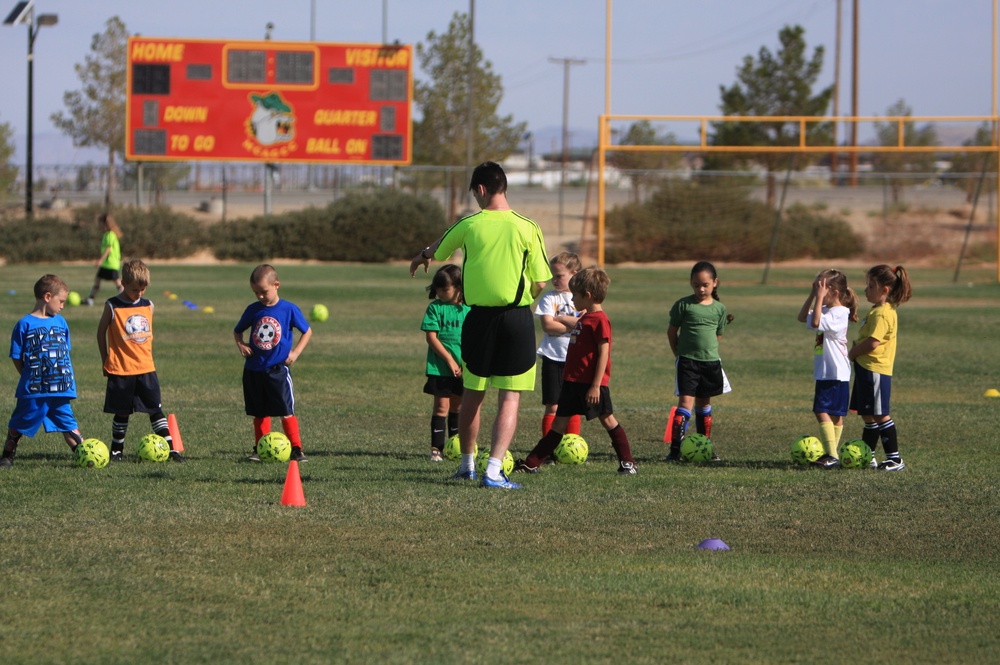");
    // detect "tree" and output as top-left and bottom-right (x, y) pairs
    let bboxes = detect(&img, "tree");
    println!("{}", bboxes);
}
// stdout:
(949, 122), (996, 202)
(413, 12), (526, 220)
(51, 16), (128, 210)
(711, 25), (833, 205)
(872, 99), (938, 204)
(0, 117), (17, 207)
(611, 121), (681, 203)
